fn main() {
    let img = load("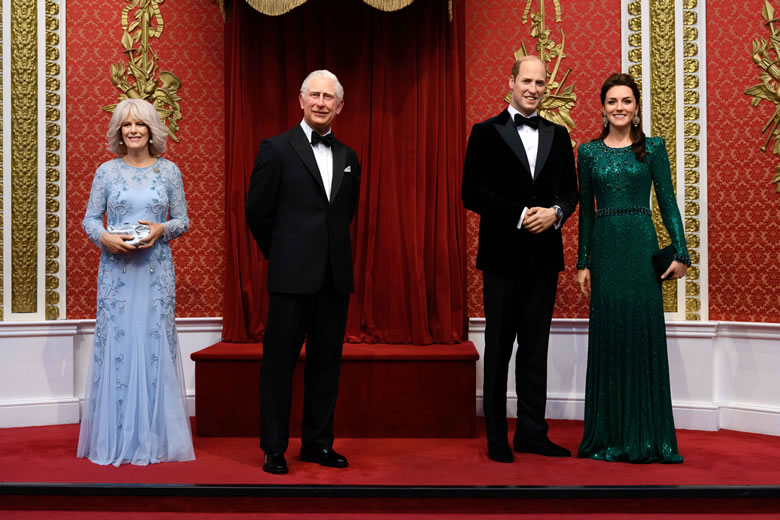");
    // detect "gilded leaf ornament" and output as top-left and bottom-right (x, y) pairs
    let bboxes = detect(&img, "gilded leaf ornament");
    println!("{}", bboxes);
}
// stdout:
(104, 0), (182, 142)
(745, 0), (780, 197)
(505, 0), (577, 146)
